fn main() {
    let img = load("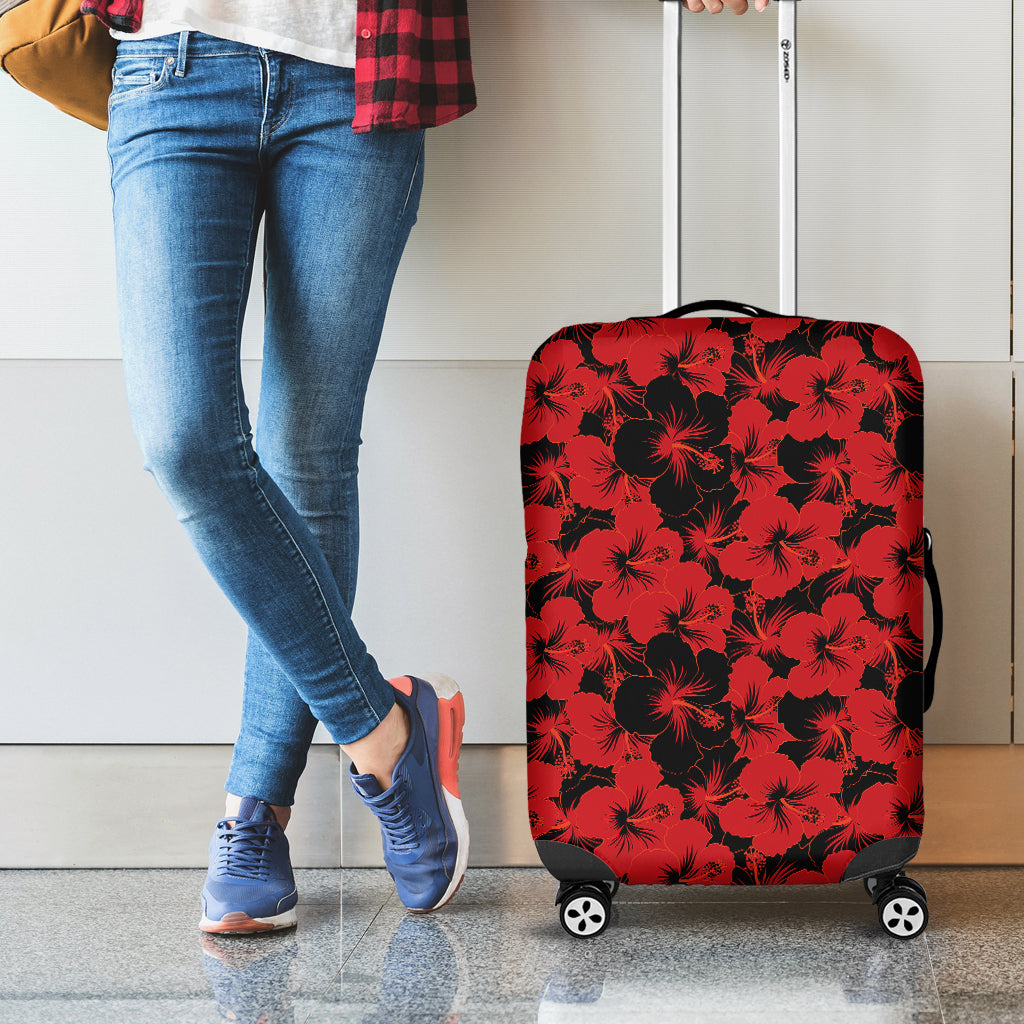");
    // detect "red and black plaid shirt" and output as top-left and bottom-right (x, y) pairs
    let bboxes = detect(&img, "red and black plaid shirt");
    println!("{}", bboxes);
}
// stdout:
(79, 0), (477, 133)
